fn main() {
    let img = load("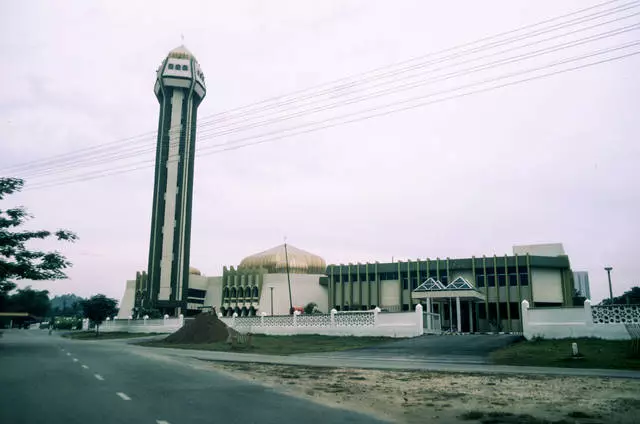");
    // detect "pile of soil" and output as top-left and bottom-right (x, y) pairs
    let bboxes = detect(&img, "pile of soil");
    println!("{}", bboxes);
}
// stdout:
(165, 311), (235, 344)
